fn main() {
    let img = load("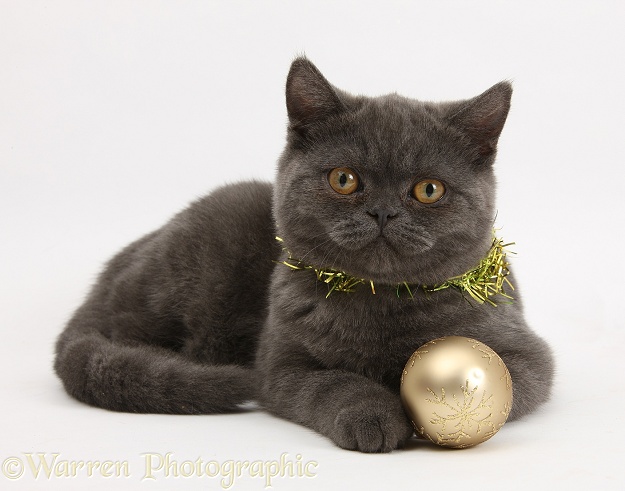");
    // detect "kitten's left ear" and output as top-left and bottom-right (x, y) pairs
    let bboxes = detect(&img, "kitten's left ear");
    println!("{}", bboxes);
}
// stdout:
(446, 81), (512, 159)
